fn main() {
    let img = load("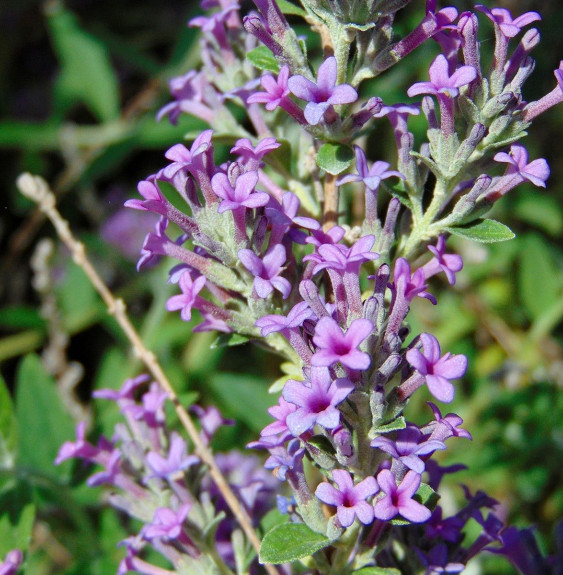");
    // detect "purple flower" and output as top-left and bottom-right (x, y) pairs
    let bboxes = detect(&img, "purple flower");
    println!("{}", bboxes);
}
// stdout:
(417, 543), (465, 574)
(239, 244), (291, 299)
(255, 301), (313, 336)
(288, 56), (358, 125)
(370, 425), (446, 474)
(420, 236), (463, 285)
(248, 65), (289, 111)
(425, 402), (472, 442)
(93, 374), (150, 404)
(265, 192), (320, 245)
(55, 422), (101, 464)
(165, 270), (206, 322)
(494, 144), (550, 185)
(311, 317), (373, 370)
(142, 504), (191, 541)
(306, 235), (379, 276)
(122, 382), (168, 428)
(282, 367), (354, 436)
(230, 137), (281, 170)
(315, 469), (378, 527)
(211, 170), (269, 213)
(408, 54), (477, 99)
(264, 438), (305, 481)
(124, 178), (168, 216)
(190, 404), (235, 445)
(337, 146), (404, 191)
(391, 258), (436, 304)
(146, 433), (199, 480)
(260, 396), (299, 437)
(406, 333), (467, 403)
(475, 5), (541, 39)
(159, 130), (214, 183)
(373, 469), (431, 523)
(0, 550), (23, 575)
